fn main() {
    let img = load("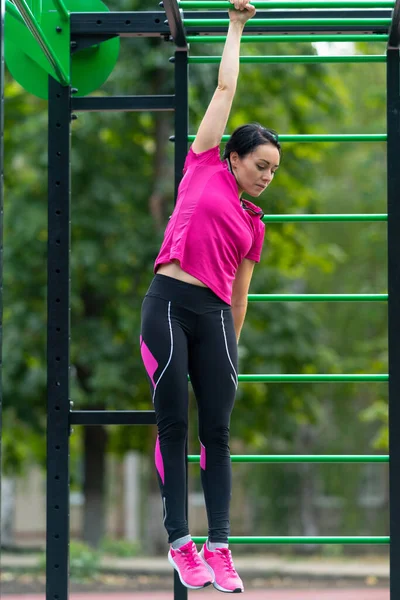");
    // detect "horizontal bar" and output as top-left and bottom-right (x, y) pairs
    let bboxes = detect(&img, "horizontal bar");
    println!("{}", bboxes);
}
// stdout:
(70, 410), (156, 425)
(188, 54), (386, 63)
(183, 18), (392, 26)
(247, 294), (388, 301)
(187, 34), (389, 42)
(236, 374), (388, 381)
(71, 95), (175, 112)
(262, 213), (387, 221)
(185, 134), (387, 142)
(192, 536), (390, 544)
(70, 10), (391, 37)
(180, 1), (395, 7)
(188, 454), (389, 462)
(12, 0), (69, 85)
